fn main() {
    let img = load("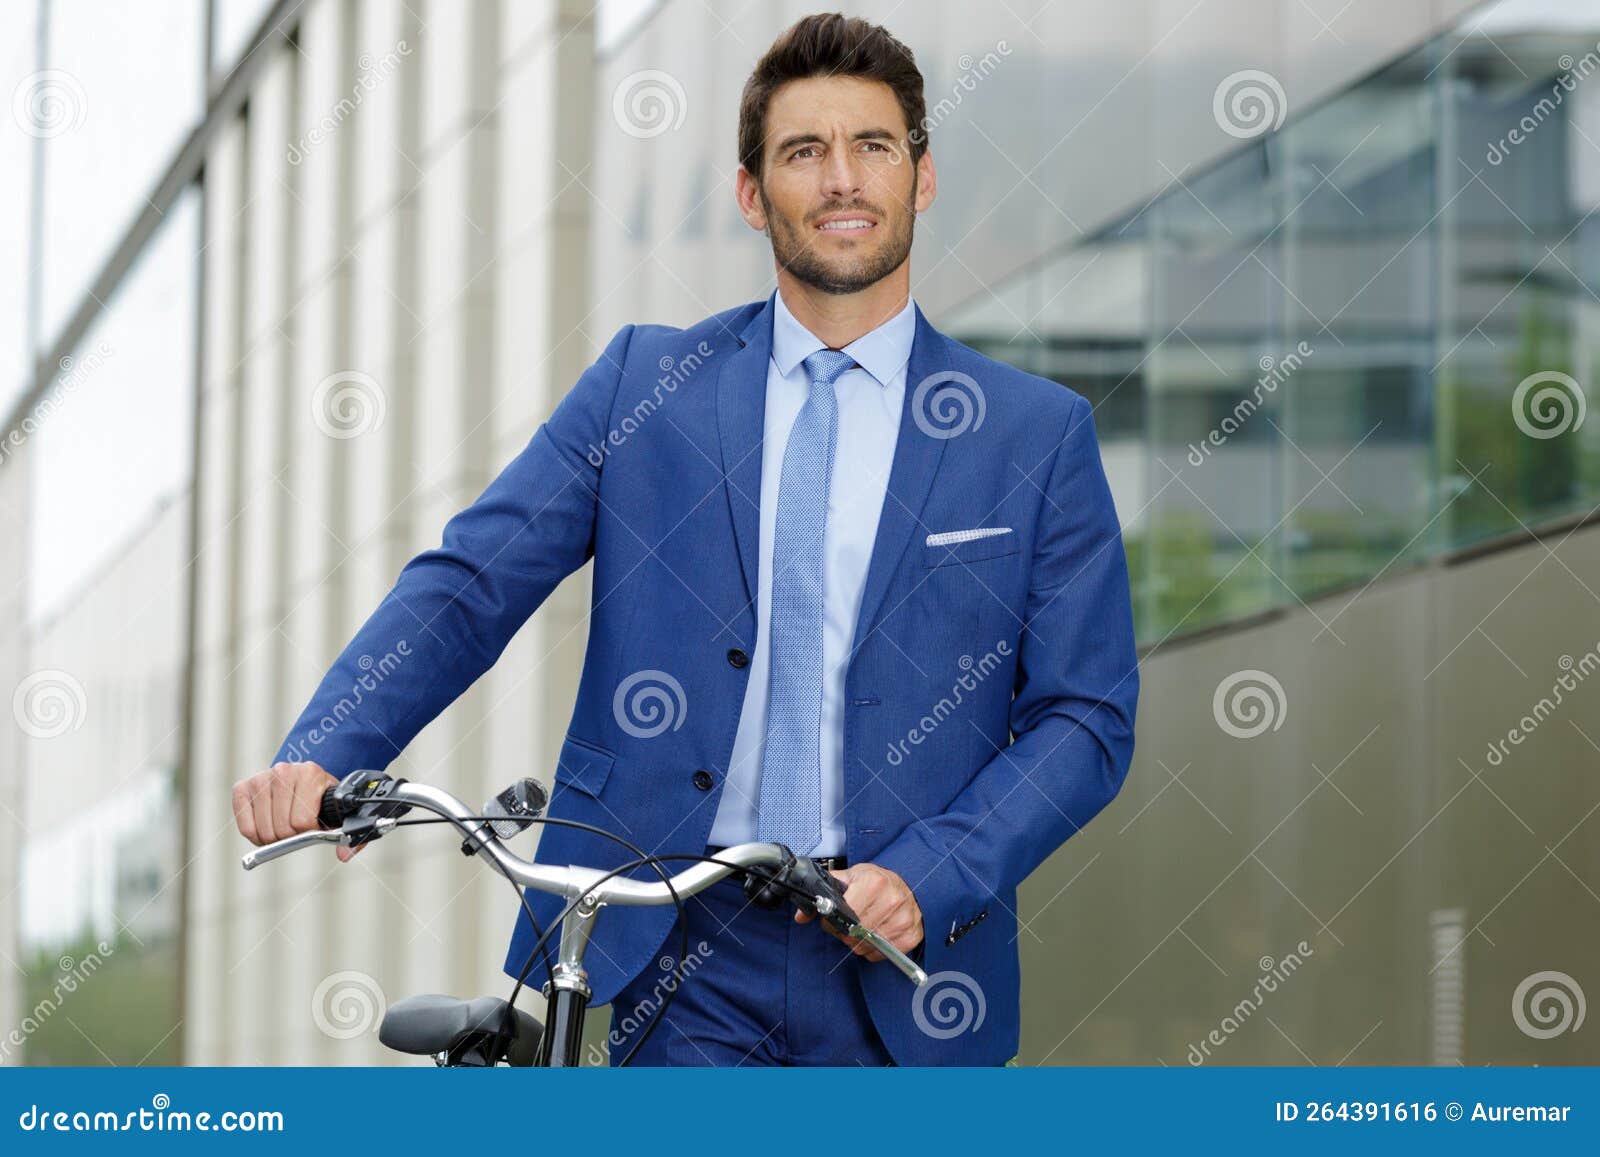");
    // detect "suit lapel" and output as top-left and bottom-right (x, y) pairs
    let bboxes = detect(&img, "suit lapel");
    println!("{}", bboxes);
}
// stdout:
(715, 295), (776, 614)
(851, 304), (951, 654)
